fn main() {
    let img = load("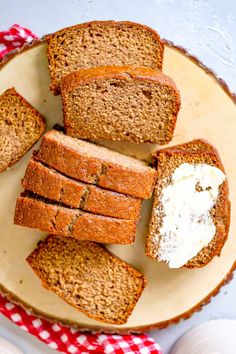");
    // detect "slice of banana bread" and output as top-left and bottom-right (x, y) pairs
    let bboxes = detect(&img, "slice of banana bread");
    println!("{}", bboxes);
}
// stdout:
(35, 130), (157, 199)
(146, 140), (230, 268)
(47, 20), (164, 94)
(61, 66), (180, 144)
(0, 88), (45, 173)
(14, 194), (137, 244)
(27, 234), (147, 324)
(22, 159), (141, 220)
